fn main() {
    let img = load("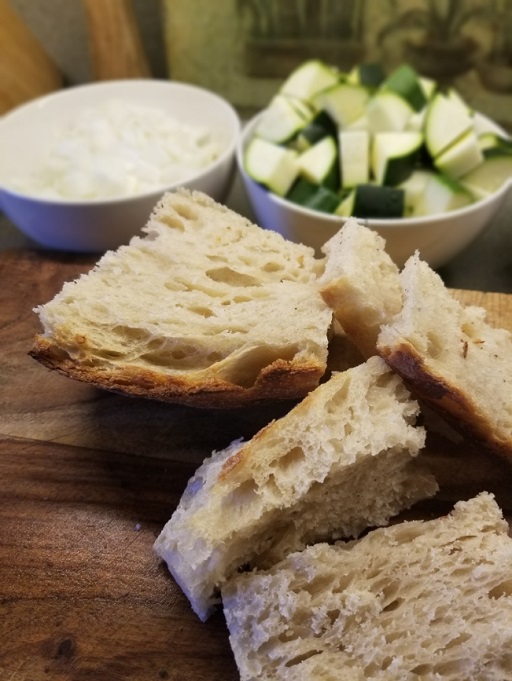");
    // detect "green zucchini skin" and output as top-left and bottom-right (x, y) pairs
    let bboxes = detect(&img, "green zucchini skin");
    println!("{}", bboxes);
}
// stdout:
(296, 111), (338, 150)
(352, 184), (405, 219)
(287, 179), (342, 214)
(383, 63), (427, 112)
(349, 62), (386, 88)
